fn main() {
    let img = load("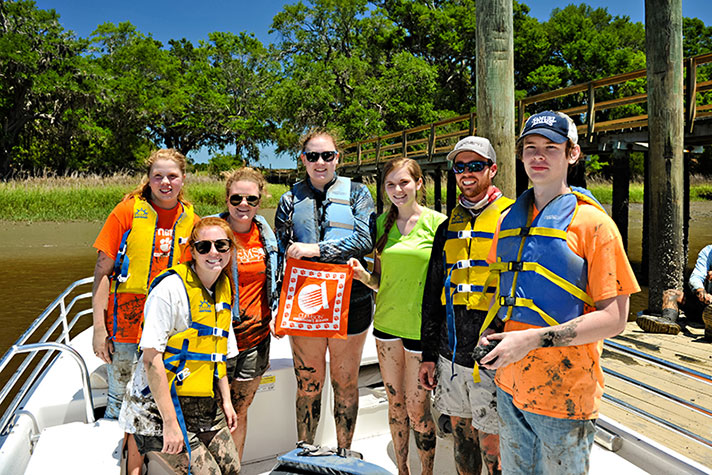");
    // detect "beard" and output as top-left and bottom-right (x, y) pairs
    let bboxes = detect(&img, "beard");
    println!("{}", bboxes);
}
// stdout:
(458, 176), (492, 201)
